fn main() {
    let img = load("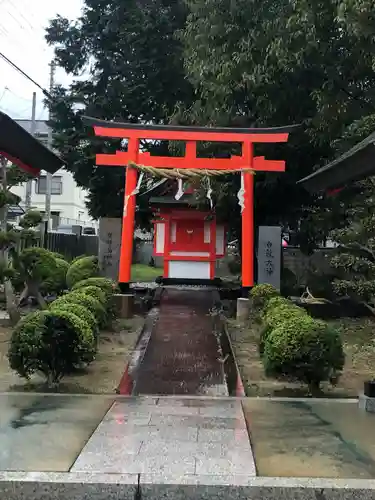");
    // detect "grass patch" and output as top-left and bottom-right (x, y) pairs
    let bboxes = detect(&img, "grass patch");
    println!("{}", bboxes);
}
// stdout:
(228, 316), (375, 398)
(131, 264), (162, 282)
